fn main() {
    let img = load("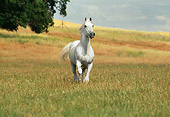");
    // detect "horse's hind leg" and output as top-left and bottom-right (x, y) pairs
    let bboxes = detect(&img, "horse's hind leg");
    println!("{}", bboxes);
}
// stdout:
(71, 63), (78, 81)
(82, 68), (86, 82)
